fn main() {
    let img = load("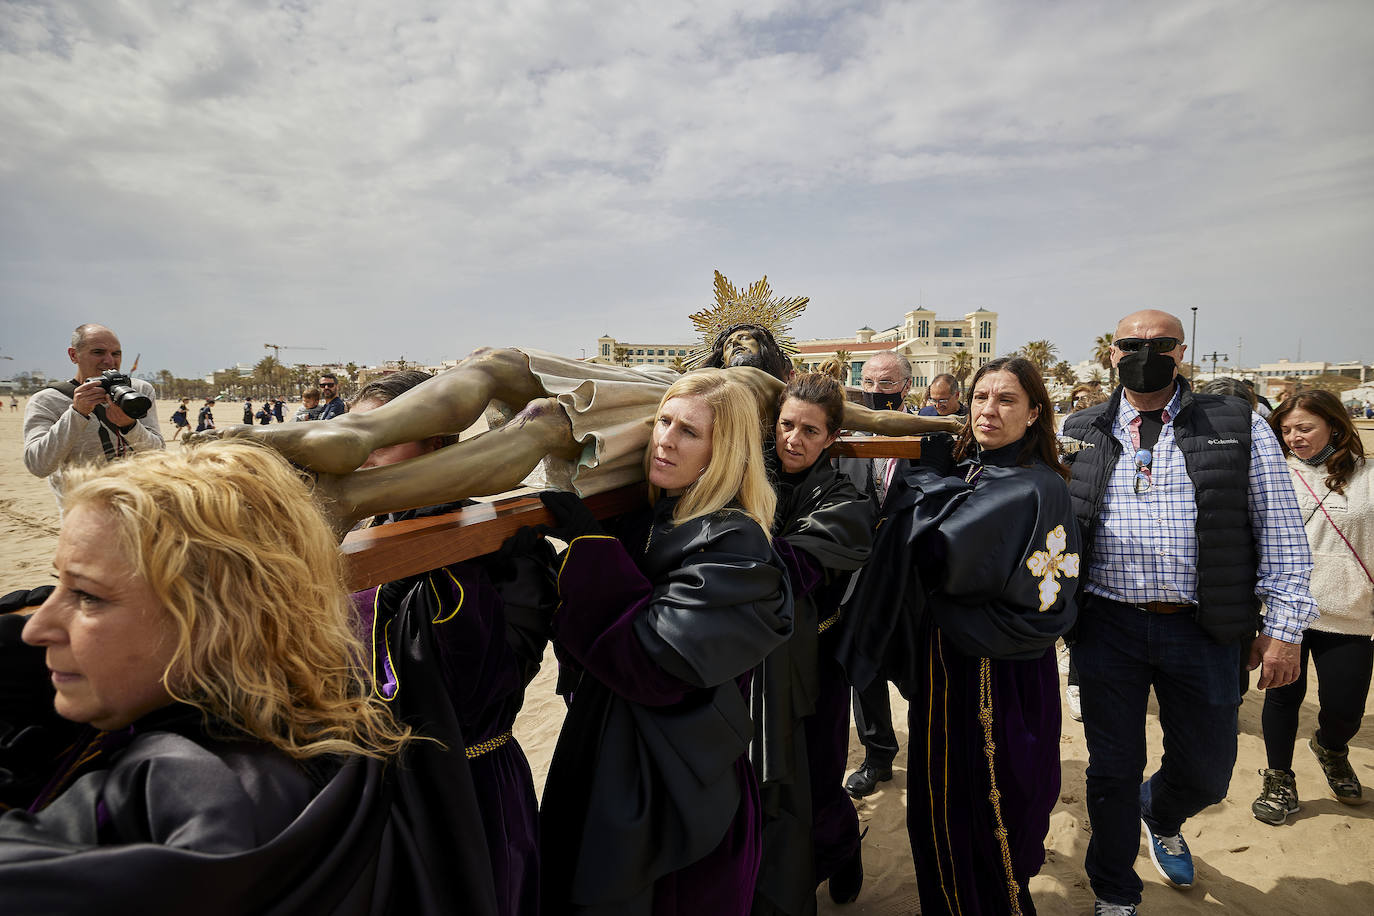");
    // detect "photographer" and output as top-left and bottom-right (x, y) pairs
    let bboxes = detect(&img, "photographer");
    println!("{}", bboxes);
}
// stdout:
(23, 323), (164, 508)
